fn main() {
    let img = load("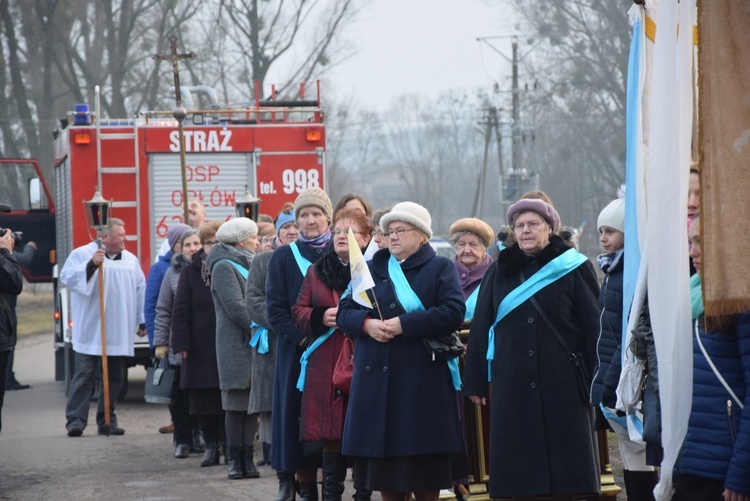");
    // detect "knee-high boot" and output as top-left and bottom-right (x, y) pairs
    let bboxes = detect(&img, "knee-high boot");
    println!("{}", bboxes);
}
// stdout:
(298, 481), (319, 501)
(275, 471), (296, 501)
(322, 451), (346, 501)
